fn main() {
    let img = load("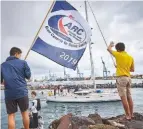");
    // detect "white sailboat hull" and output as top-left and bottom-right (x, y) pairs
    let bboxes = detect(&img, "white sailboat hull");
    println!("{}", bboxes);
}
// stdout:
(46, 93), (121, 103)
